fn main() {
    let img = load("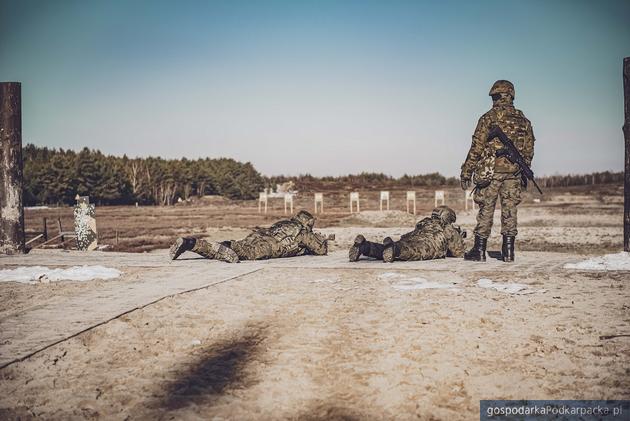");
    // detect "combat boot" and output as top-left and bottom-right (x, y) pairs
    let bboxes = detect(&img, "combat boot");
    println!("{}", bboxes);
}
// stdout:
(502, 235), (515, 262)
(382, 237), (398, 263)
(349, 234), (366, 262)
(169, 237), (196, 260)
(464, 235), (487, 262)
